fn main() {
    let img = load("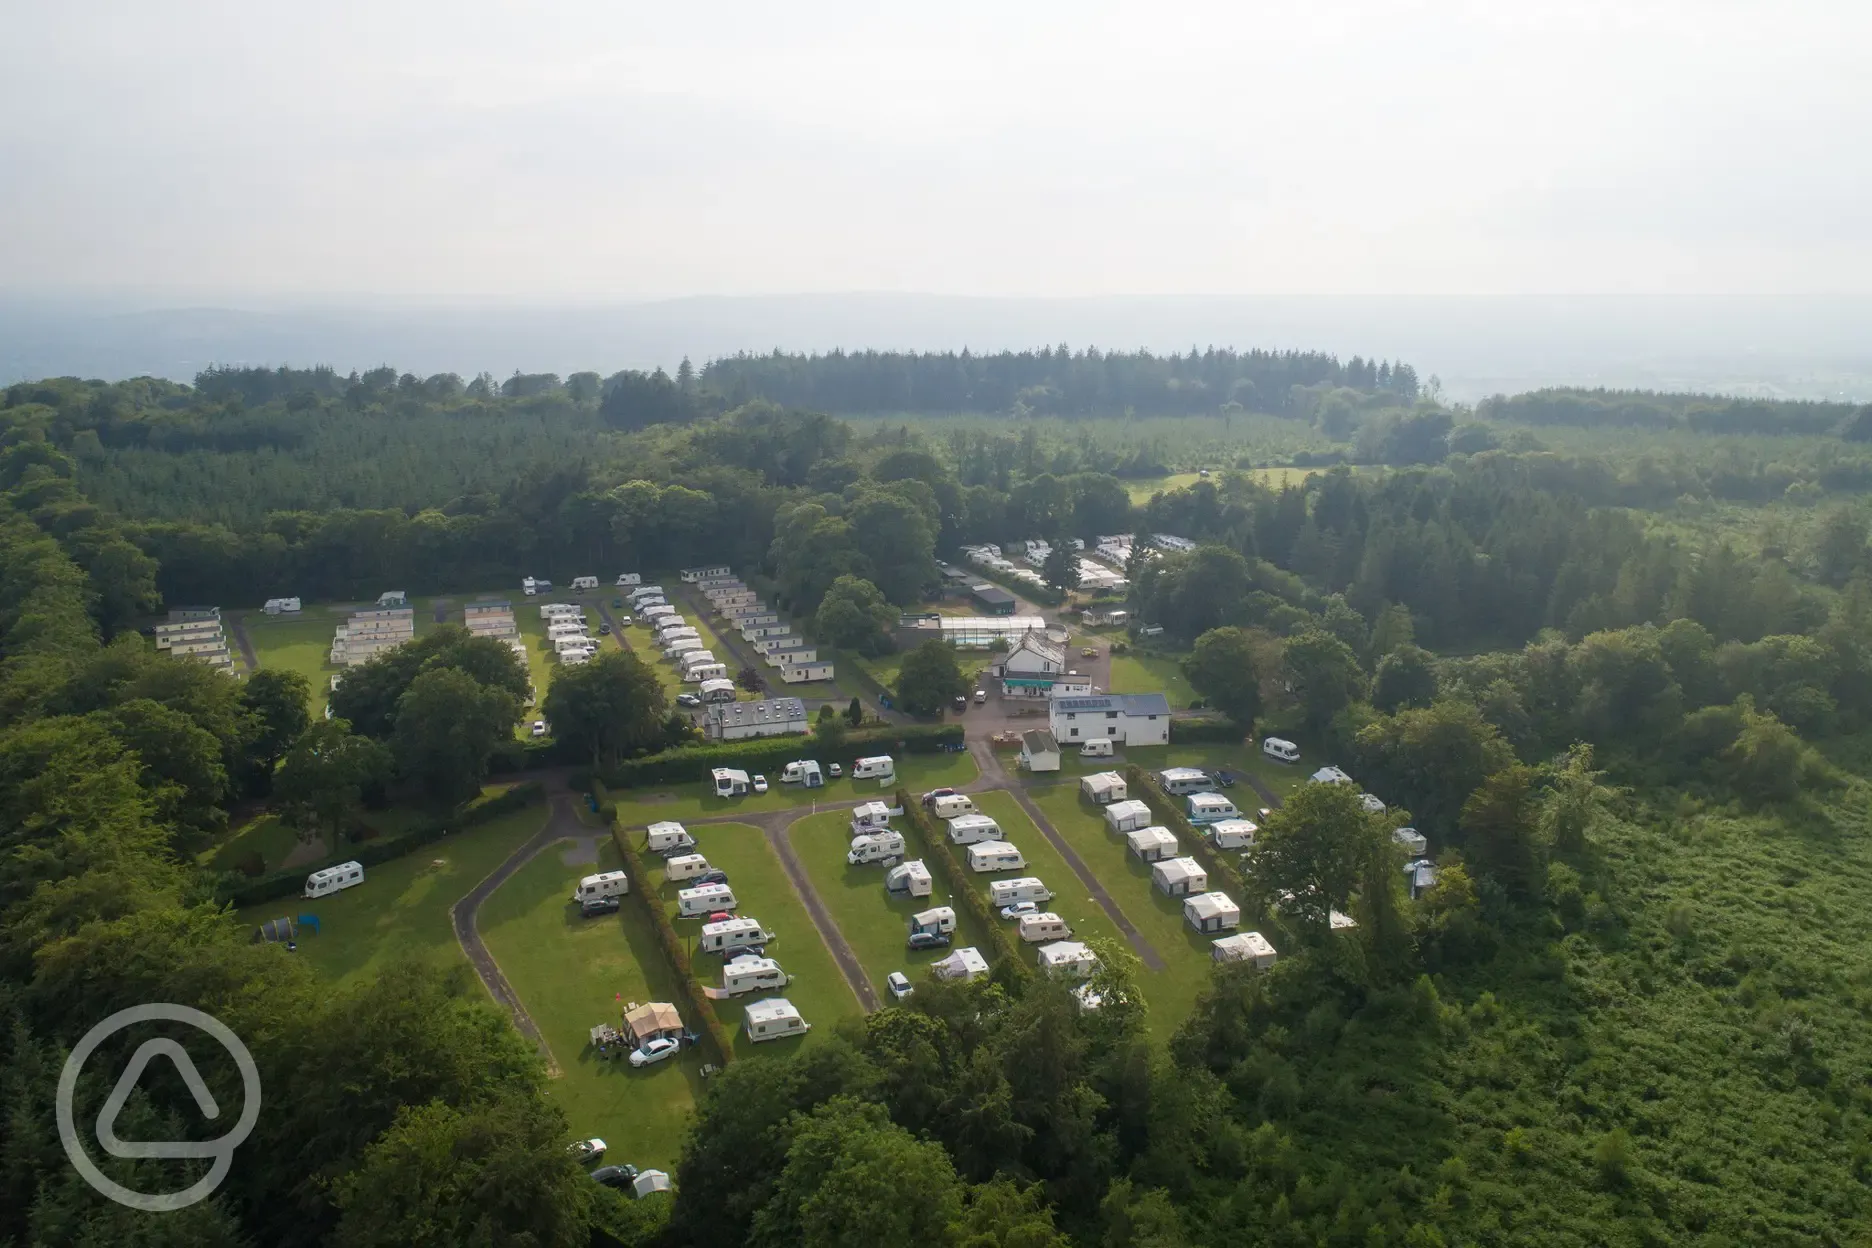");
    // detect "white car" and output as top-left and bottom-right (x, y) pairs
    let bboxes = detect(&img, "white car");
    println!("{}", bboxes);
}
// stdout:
(628, 1037), (681, 1068)
(530, 720), (547, 738)
(752, 774), (769, 794)
(886, 971), (913, 1001)
(1000, 901), (1040, 920)
(973, 689), (986, 703)
(568, 1138), (607, 1164)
